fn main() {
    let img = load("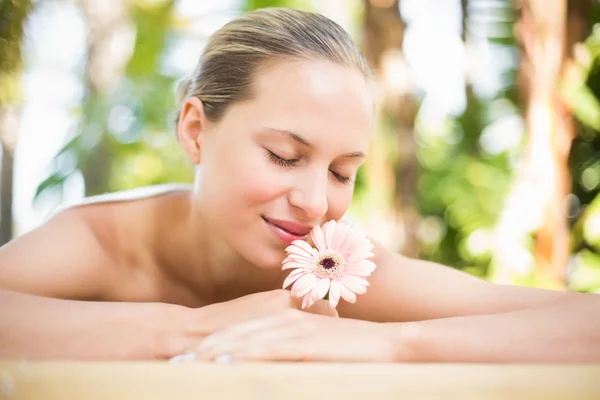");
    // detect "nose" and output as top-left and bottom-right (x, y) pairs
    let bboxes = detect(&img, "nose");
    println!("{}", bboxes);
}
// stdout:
(288, 171), (329, 220)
